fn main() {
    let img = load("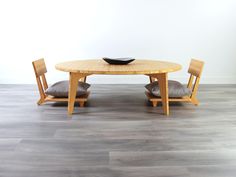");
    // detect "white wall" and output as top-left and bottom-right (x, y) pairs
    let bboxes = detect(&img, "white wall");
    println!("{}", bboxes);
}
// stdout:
(0, 0), (236, 84)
